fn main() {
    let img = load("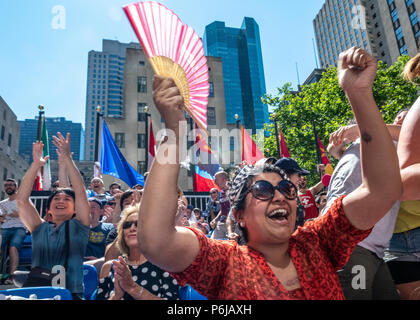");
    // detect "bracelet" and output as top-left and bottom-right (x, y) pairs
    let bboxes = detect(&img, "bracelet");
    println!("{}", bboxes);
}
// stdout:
(138, 286), (144, 300)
